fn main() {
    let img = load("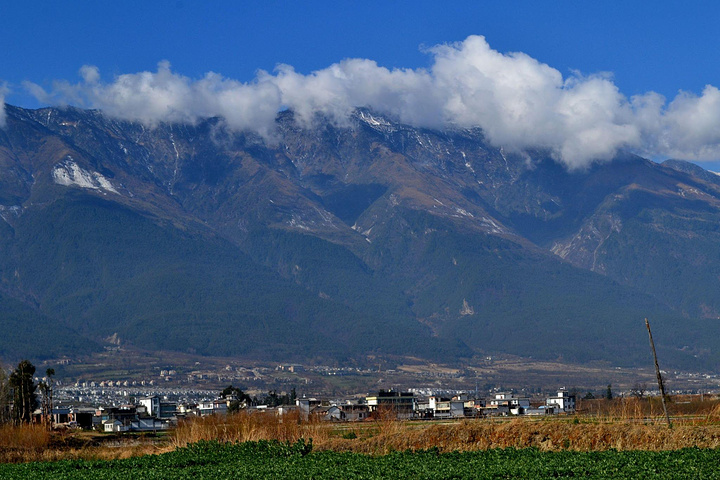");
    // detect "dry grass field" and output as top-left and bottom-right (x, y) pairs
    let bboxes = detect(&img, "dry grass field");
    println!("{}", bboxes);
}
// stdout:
(0, 423), (165, 463)
(2, 396), (720, 464)
(172, 399), (720, 454)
